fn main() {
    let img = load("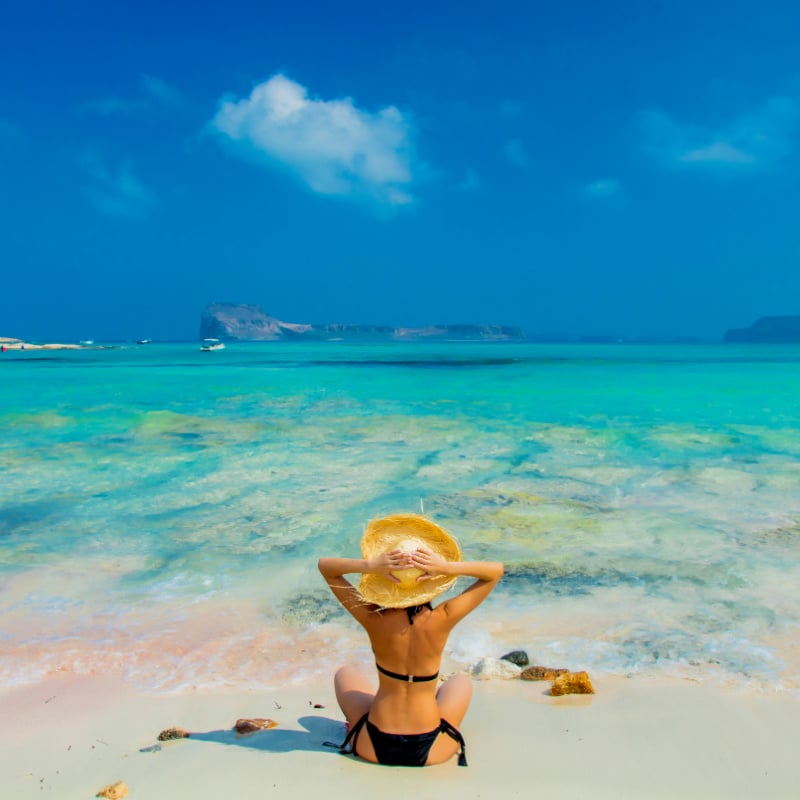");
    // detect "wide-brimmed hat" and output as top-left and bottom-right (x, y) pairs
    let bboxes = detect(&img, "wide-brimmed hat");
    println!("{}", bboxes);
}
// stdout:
(358, 514), (461, 608)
